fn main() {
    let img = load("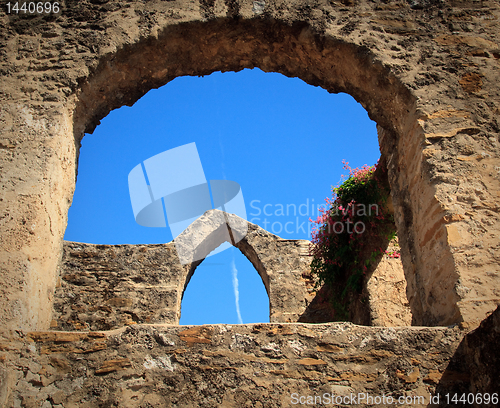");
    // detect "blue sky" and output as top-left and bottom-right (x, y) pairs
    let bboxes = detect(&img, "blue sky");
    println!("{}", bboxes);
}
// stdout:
(64, 68), (379, 325)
